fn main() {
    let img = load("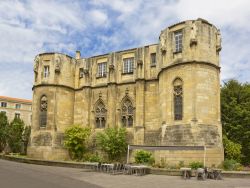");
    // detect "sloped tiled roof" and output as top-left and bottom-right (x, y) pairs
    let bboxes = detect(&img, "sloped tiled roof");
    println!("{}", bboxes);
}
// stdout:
(0, 96), (32, 104)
